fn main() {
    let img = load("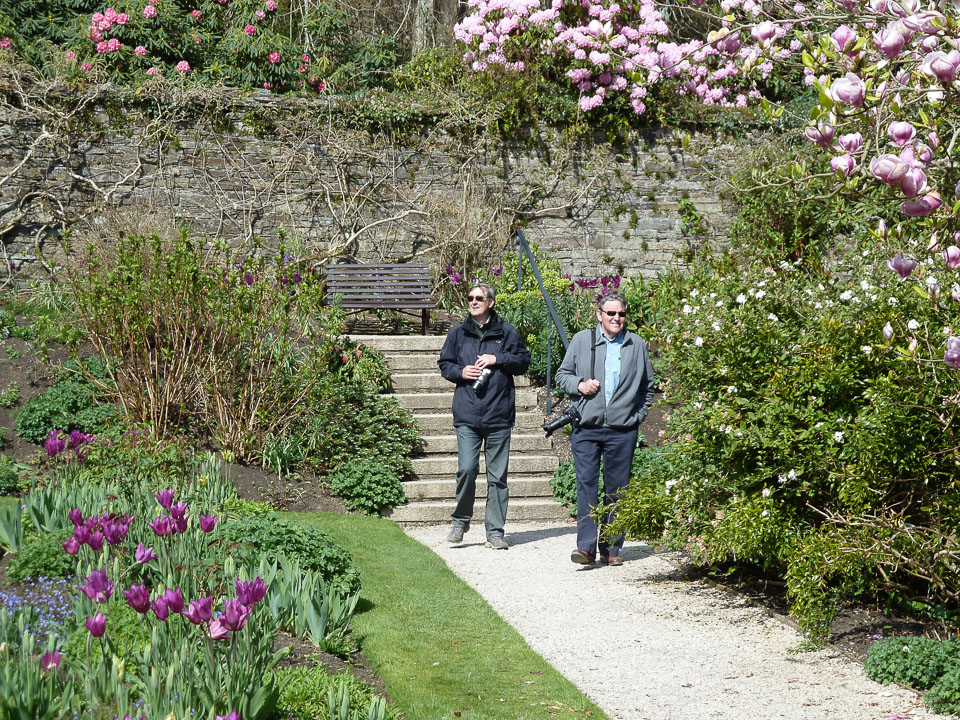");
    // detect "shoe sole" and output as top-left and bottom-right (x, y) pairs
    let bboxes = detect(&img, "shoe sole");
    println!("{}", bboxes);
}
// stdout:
(570, 551), (595, 564)
(484, 541), (509, 550)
